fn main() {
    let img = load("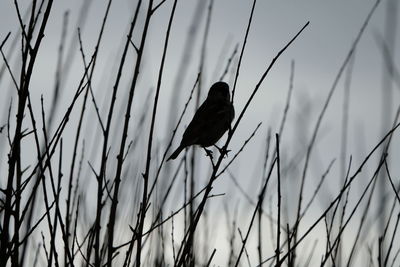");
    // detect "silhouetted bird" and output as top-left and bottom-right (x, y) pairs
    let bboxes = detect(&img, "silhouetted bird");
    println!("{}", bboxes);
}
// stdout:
(167, 81), (235, 161)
